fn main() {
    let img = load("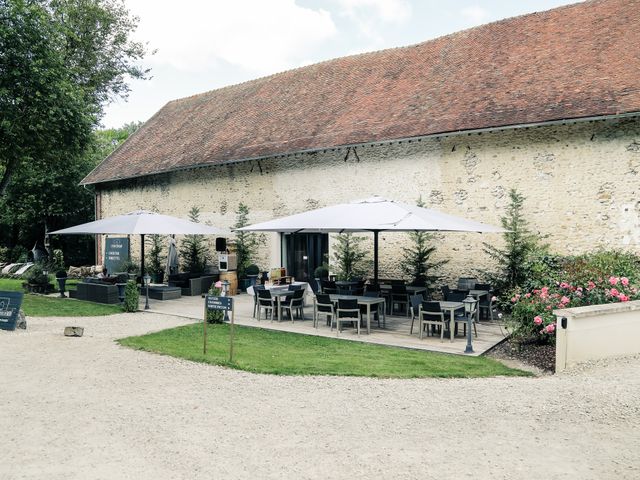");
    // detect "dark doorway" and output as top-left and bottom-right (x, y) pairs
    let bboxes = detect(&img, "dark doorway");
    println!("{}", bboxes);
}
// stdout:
(284, 233), (328, 281)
